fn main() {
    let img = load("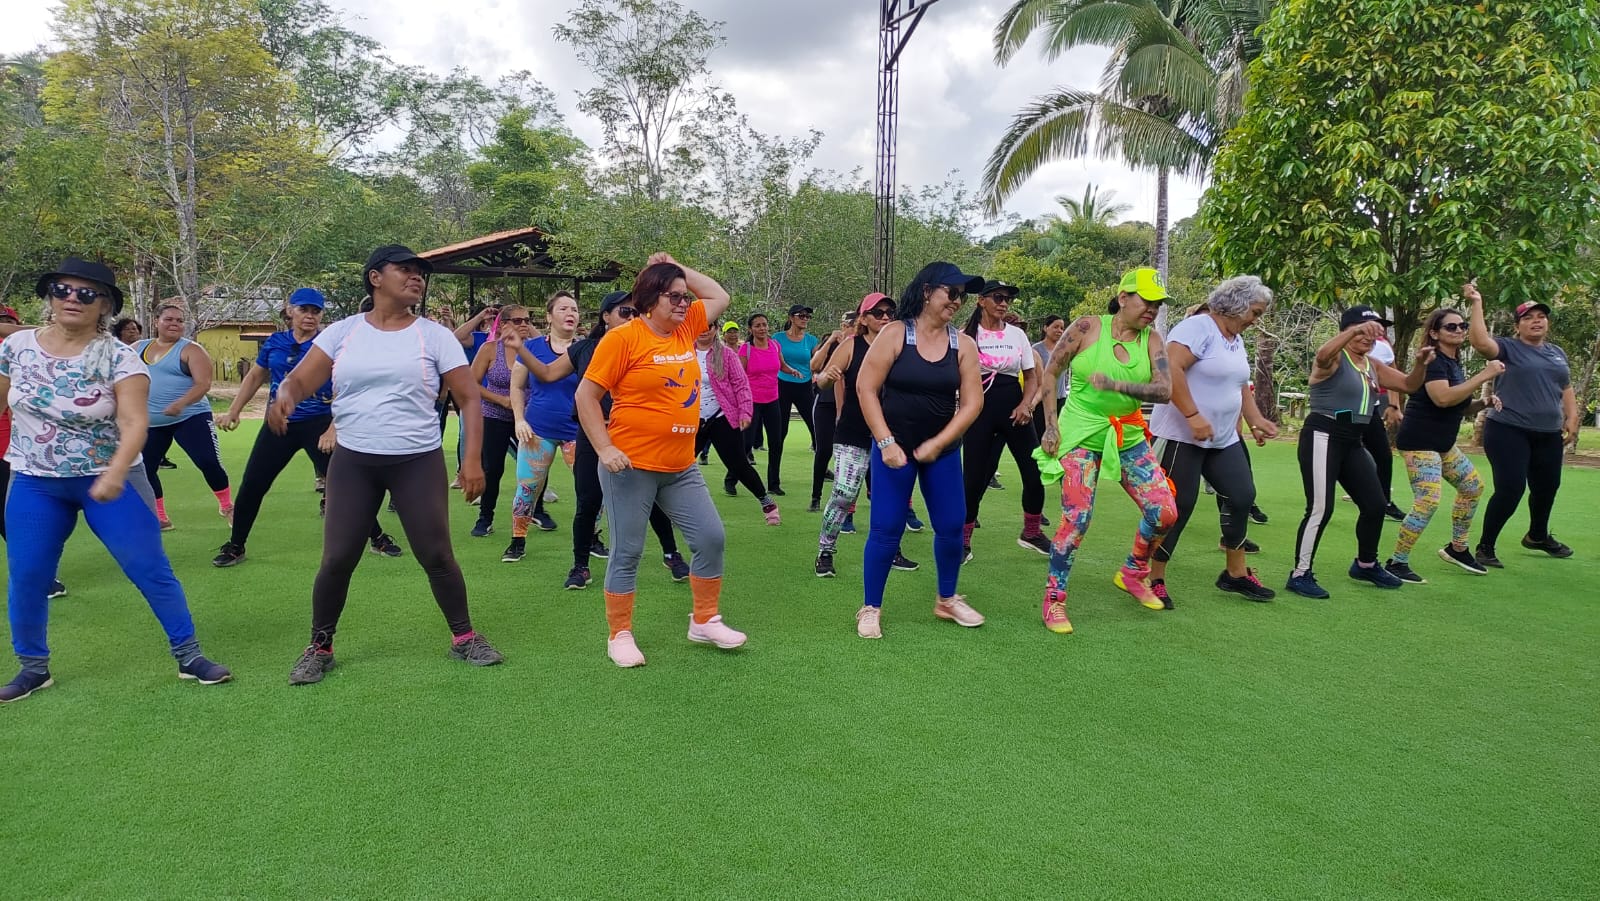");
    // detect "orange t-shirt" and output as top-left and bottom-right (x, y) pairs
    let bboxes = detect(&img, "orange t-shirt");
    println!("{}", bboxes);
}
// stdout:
(583, 301), (707, 472)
